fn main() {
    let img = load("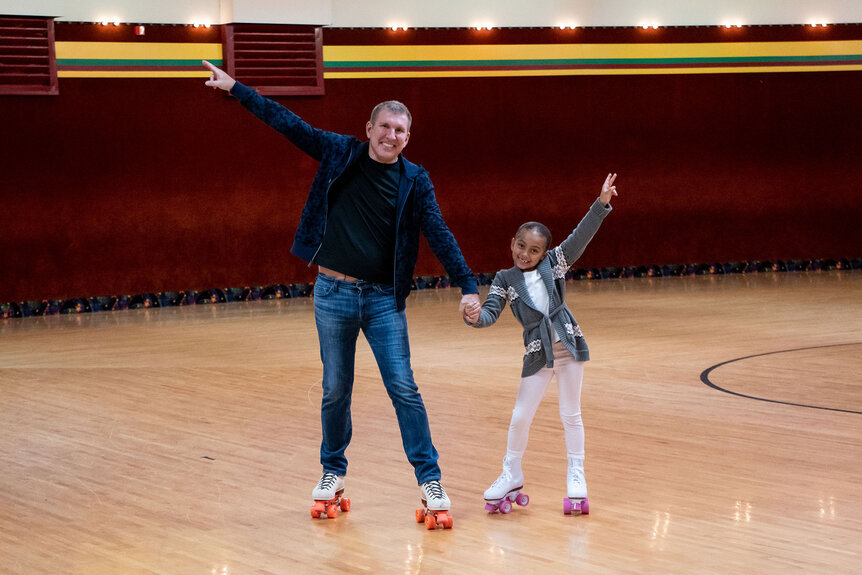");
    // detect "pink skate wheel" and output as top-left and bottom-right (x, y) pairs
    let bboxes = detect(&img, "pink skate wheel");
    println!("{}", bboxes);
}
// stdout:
(581, 498), (590, 514)
(484, 502), (498, 513)
(563, 497), (573, 515)
(515, 493), (529, 507)
(499, 499), (512, 514)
